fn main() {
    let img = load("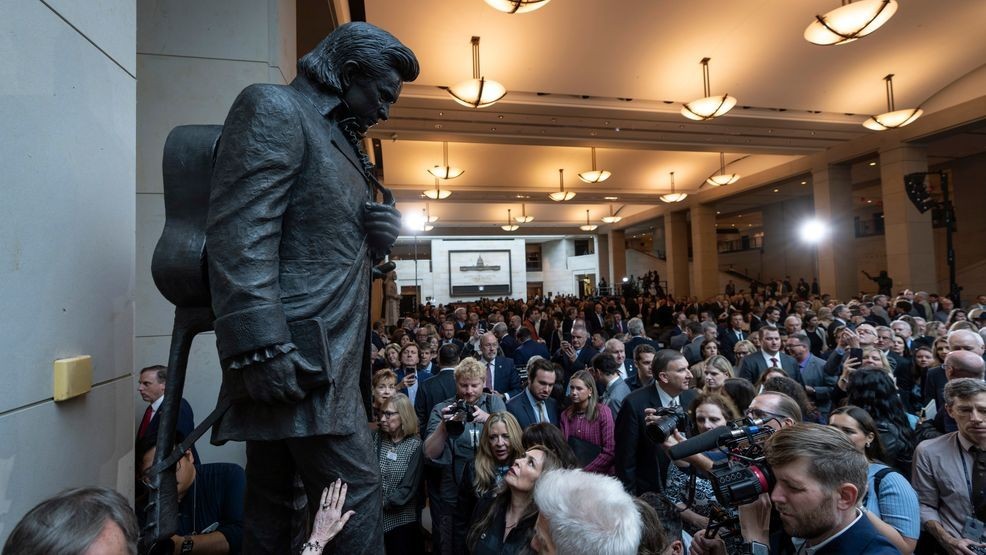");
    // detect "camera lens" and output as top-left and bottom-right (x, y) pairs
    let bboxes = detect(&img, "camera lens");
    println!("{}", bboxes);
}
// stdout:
(645, 410), (682, 443)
